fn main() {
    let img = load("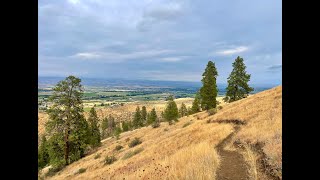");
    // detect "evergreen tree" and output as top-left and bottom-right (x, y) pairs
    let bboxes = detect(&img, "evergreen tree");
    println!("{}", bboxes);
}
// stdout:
(147, 108), (158, 125)
(133, 106), (143, 128)
(122, 121), (129, 132)
(224, 56), (254, 102)
(141, 106), (147, 125)
(101, 116), (108, 138)
(38, 135), (49, 169)
(200, 61), (218, 110)
(187, 107), (192, 115)
(69, 114), (90, 162)
(46, 76), (87, 165)
(191, 93), (201, 114)
(179, 103), (188, 117)
(87, 107), (101, 148)
(114, 124), (122, 139)
(107, 115), (116, 136)
(47, 133), (65, 168)
(163, 95), (179, 124)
